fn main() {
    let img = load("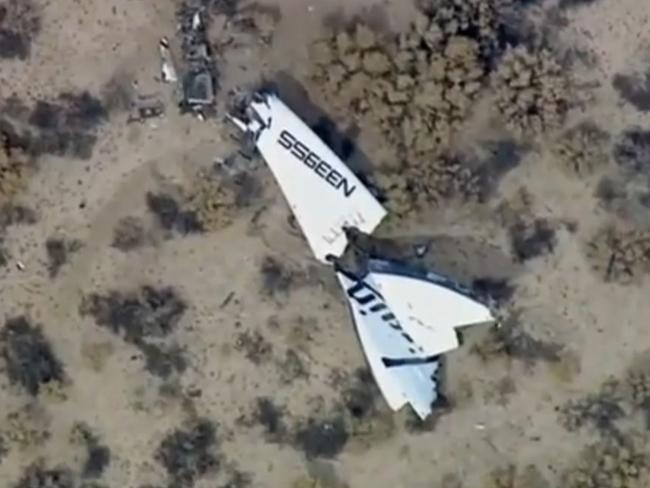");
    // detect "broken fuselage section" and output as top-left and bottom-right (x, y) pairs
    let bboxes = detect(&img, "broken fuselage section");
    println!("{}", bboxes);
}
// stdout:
(336, 259), (494, 419)
(176, 3), (218, 118)
(229, 91), (495, 420)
